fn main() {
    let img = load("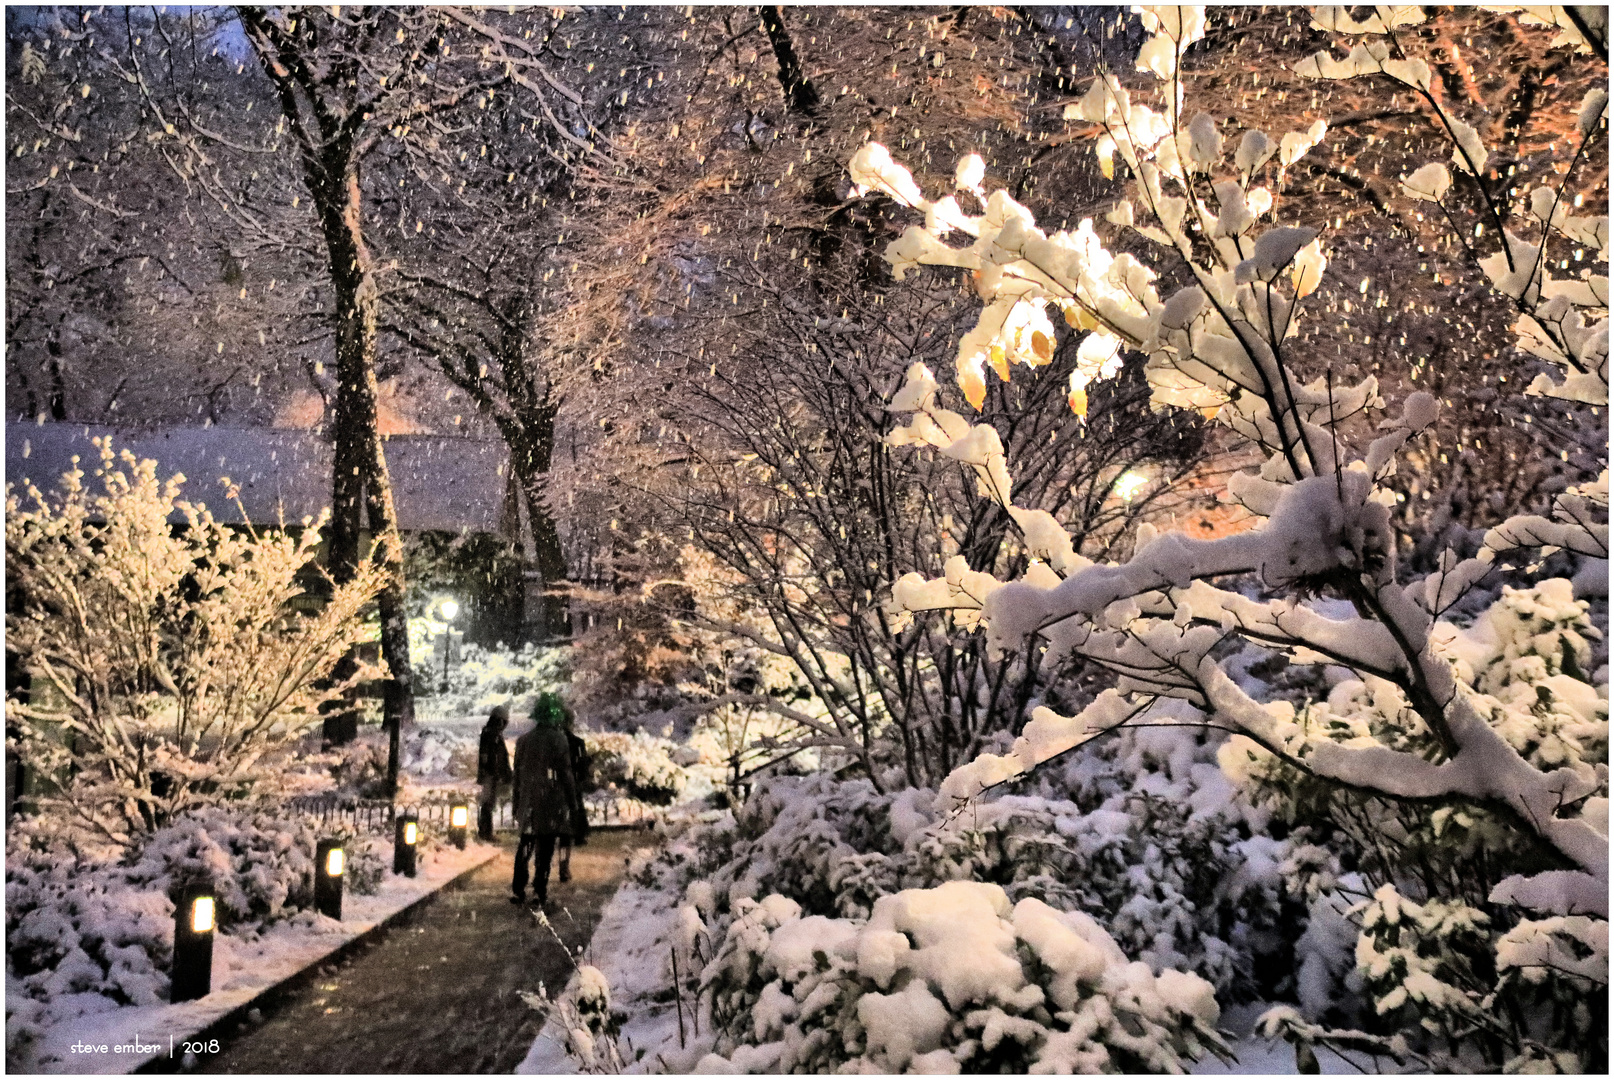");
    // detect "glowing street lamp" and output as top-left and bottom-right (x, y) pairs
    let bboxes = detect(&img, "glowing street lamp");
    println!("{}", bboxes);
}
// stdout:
(315, 838), (344, 920)
(171, 881), (216, 1003)
(394, 813), (419, 877)
(438, 597), (460, 693)
(449, 803), (470, 850)
(1113, 469), (1149, 502)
